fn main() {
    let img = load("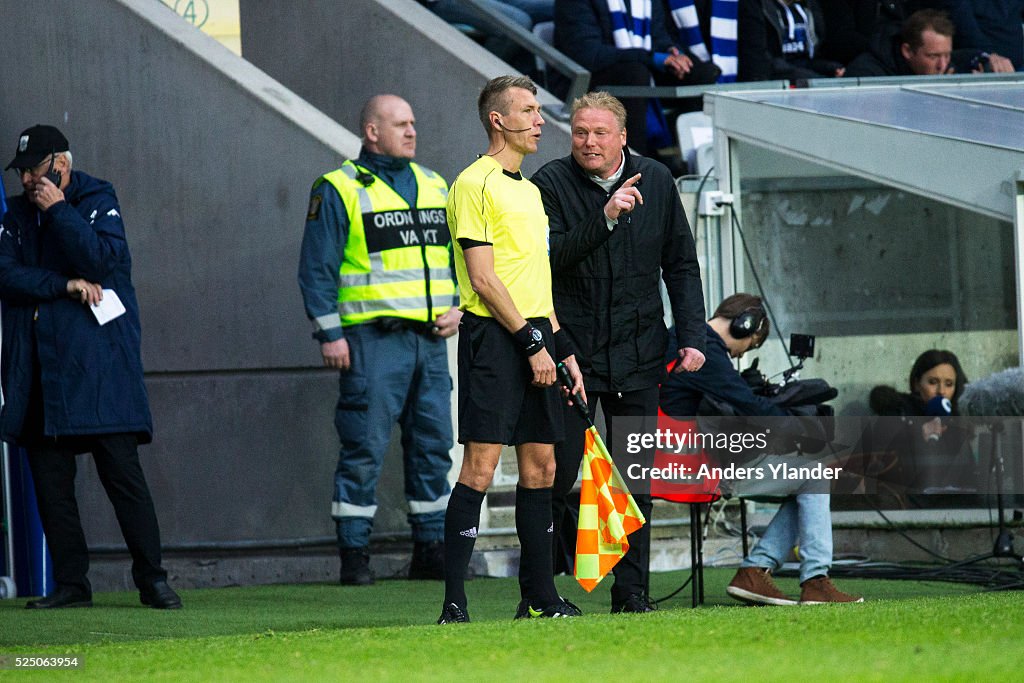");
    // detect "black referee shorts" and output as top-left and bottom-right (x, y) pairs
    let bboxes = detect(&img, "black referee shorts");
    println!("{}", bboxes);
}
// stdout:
(457, 312), (564, 445)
